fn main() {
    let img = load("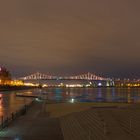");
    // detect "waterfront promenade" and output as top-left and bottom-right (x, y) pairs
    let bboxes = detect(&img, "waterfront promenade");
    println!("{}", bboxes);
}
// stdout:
(55, 102), (140, 140)
(0, 101), (63, 140)
(1, 101), (140, 140)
